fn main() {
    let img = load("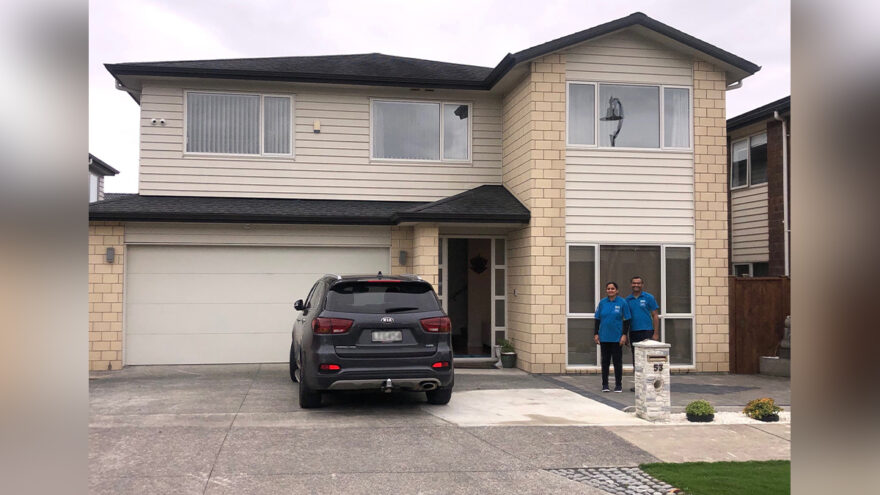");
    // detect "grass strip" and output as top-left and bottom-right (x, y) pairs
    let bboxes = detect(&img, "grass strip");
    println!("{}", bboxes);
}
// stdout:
(640, 460), (790, 495)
